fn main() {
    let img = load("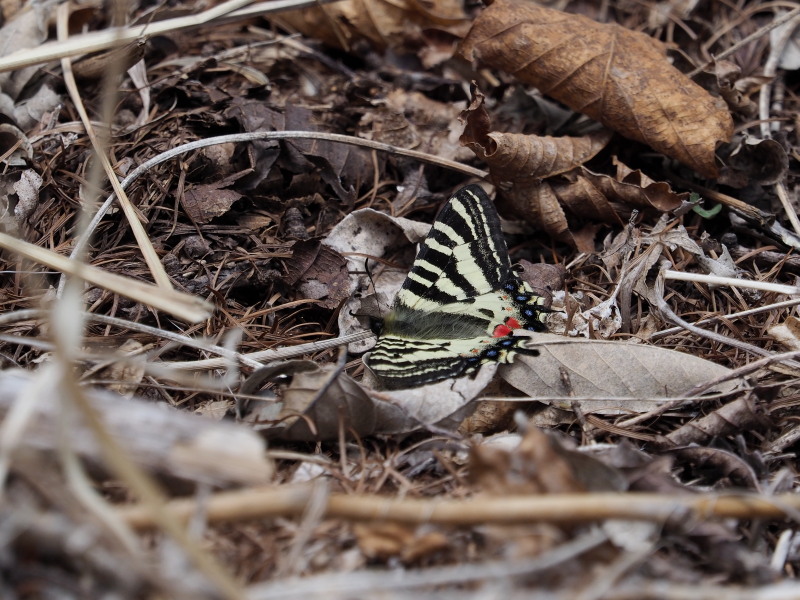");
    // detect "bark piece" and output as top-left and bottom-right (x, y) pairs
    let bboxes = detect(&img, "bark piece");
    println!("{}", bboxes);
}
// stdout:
(0, 370), (272, 486)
